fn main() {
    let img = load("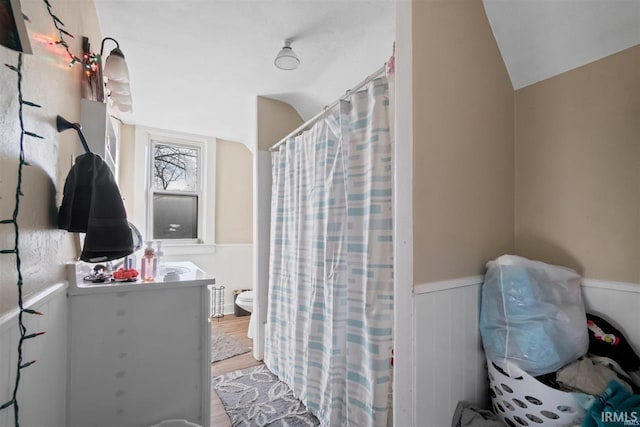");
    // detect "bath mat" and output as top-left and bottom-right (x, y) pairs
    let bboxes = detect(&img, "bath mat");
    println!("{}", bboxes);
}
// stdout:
(211, 330), (251, 363)
(213, 365), (320, 426)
